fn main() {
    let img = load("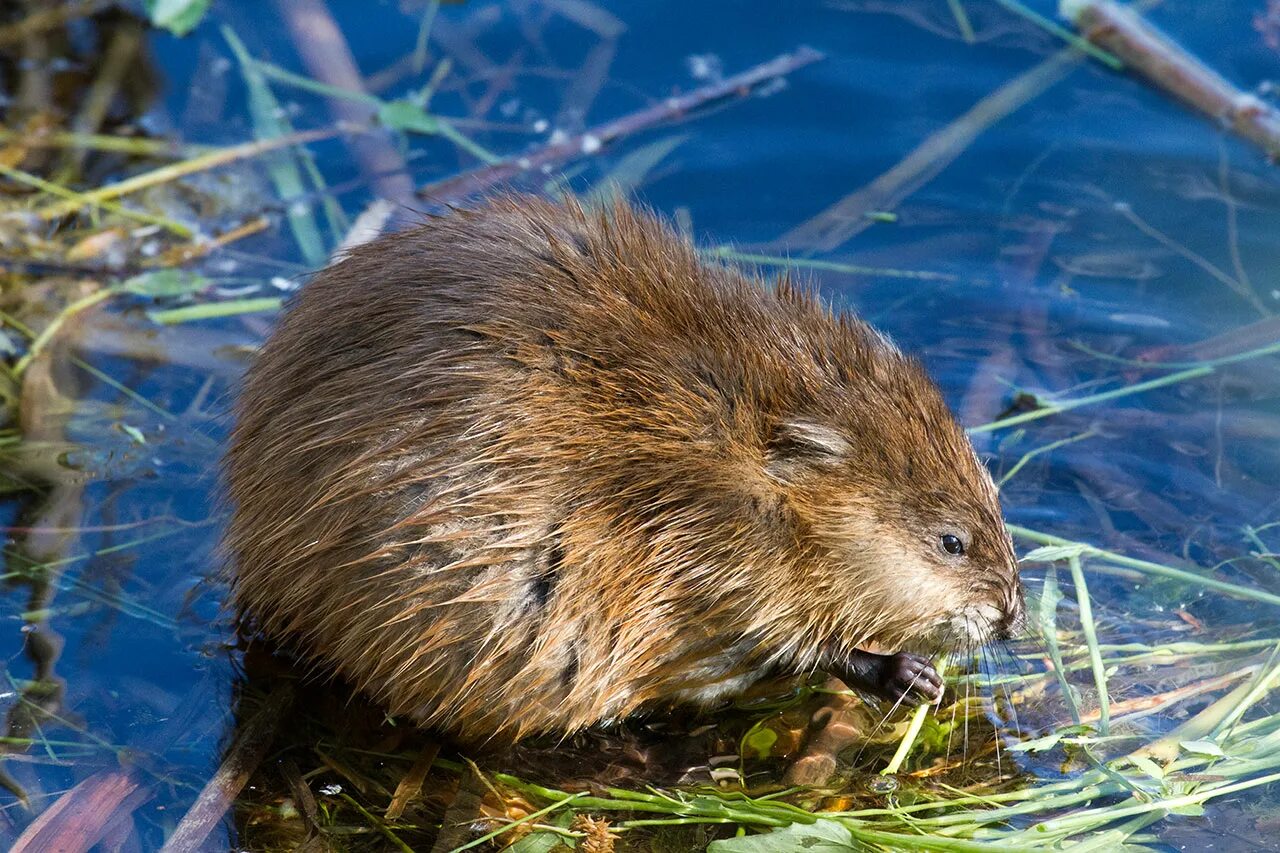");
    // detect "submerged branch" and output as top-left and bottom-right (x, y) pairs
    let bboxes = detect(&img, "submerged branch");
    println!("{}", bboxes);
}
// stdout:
(420, 46), (825, 203)
(1063, 0), (1280, 159)
(159, 686), (295, 853)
